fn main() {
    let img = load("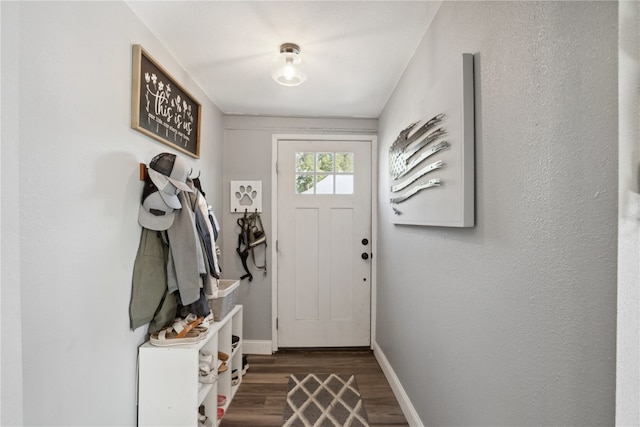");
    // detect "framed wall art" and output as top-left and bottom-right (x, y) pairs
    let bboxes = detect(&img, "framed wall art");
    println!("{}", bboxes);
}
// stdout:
(389, 53), (475, 227)
(131, 44), (201, 158)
